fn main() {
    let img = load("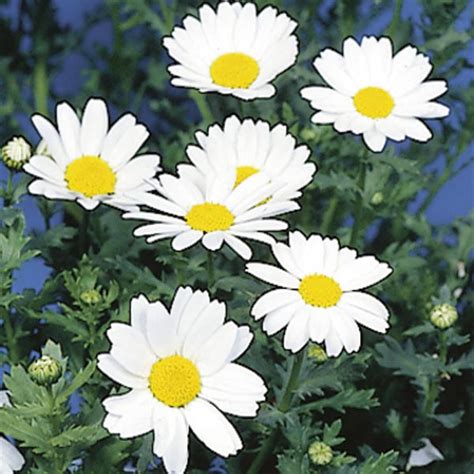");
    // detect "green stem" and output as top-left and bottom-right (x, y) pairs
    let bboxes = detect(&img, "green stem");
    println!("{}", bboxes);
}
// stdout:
(387, 0), (403, 38)
(190, 91), (213, 124)
(207, 251), (215, 288)
(247, 350), (305, 474)
(79, 212), (90, 256)
(33, 54), (48, 115)
(349, 163), (366, 247)
(4, 169), (13, 207)
(320, 197), (338, 235)
(1, 307), (19, 364)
